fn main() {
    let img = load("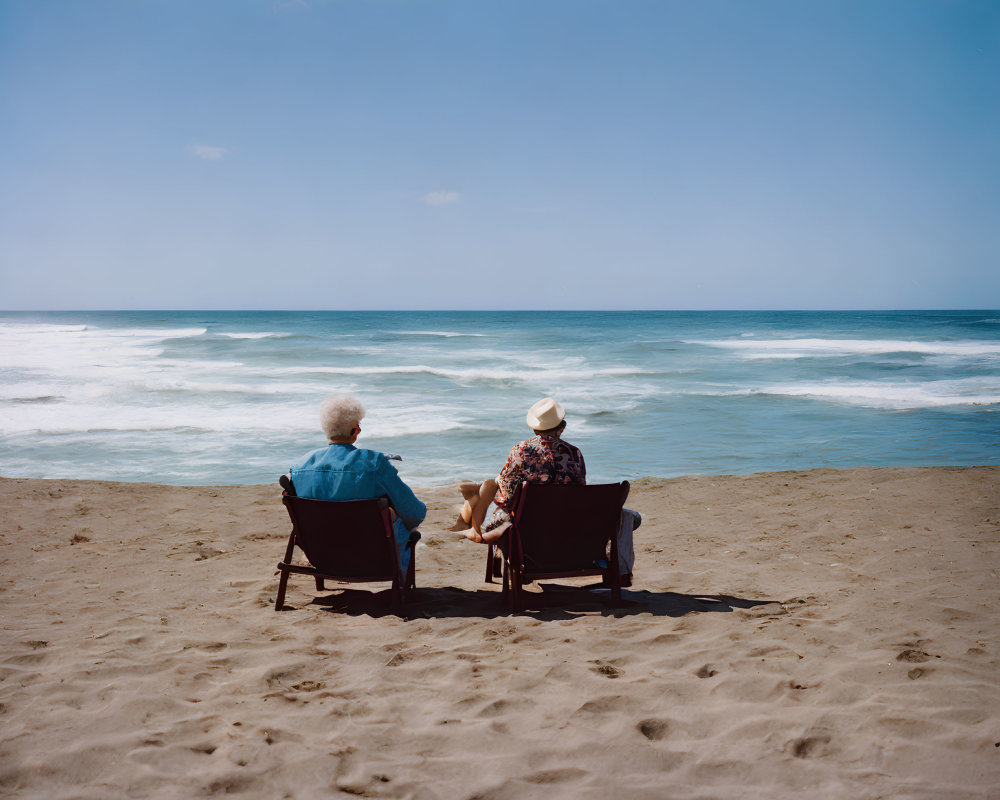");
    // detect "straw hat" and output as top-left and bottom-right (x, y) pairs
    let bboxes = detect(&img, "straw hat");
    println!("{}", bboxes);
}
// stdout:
(526, 397), (565, 431)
